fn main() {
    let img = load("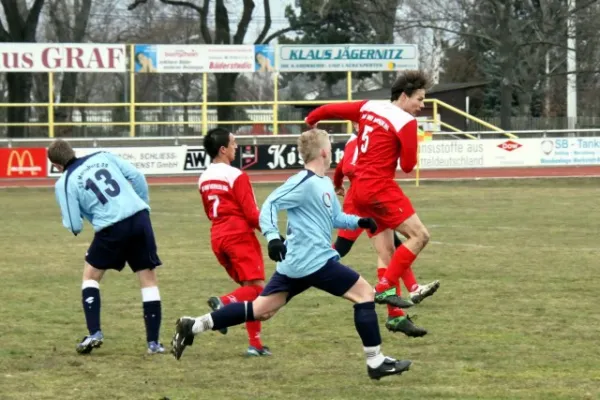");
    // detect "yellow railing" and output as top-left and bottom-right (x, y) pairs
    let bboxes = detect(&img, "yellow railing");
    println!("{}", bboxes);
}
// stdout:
(0, 97), (513, 138)
(0, 44), (512, 138)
